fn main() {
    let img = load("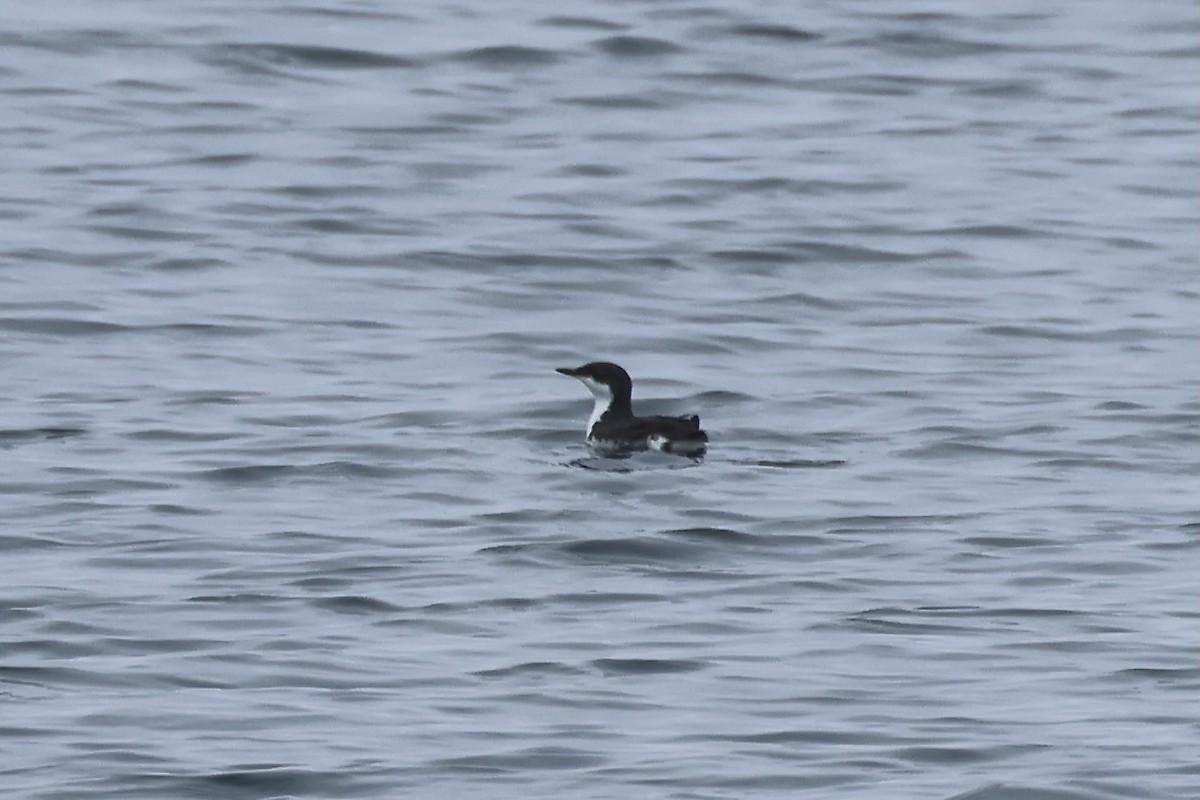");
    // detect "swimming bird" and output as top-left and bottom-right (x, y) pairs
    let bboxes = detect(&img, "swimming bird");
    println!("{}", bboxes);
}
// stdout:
(556, 361), (708, 456)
